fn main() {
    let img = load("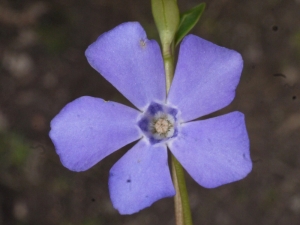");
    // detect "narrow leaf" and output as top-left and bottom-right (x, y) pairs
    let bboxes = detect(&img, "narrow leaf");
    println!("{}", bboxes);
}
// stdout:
(175, 3), (206, 46)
